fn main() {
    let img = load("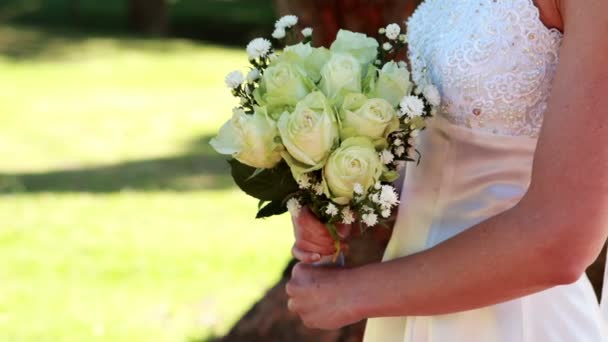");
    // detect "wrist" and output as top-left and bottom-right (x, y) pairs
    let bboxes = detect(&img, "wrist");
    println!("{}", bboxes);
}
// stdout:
(340, 265), (376, 321)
